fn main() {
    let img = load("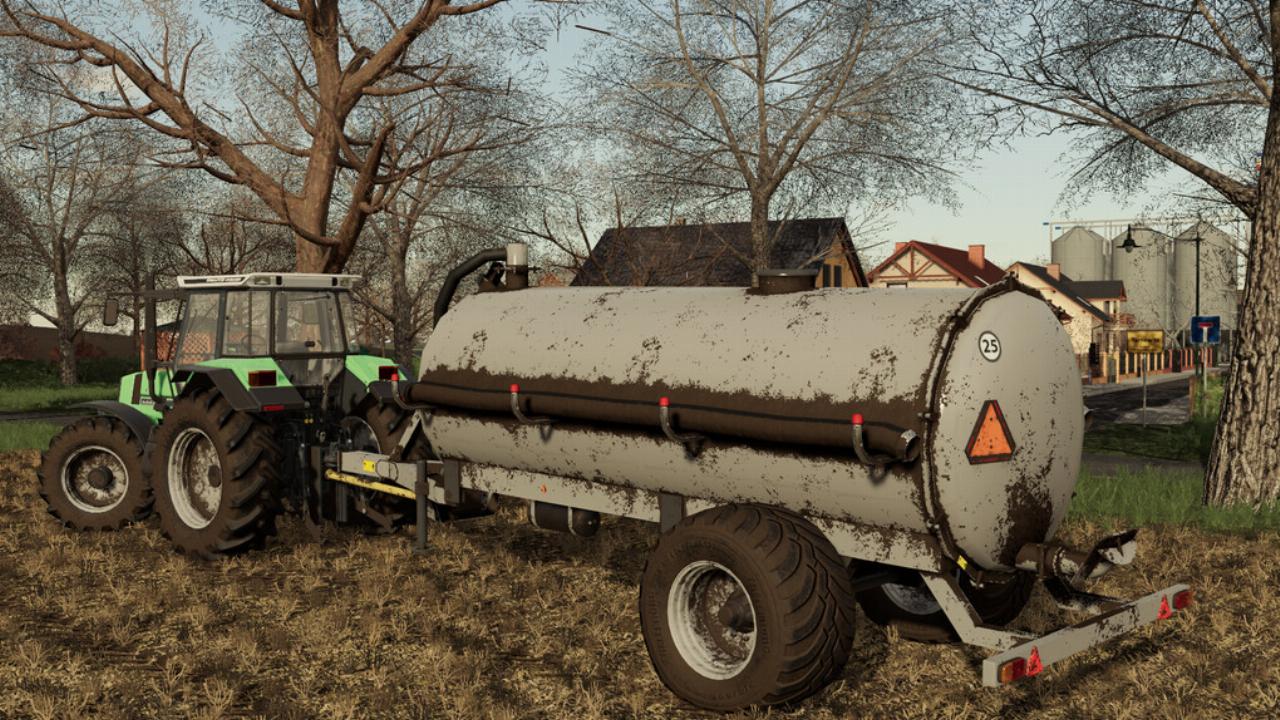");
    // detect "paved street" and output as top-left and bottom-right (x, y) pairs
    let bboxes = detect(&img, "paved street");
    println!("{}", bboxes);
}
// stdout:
(1084, 372), (1200, 425)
